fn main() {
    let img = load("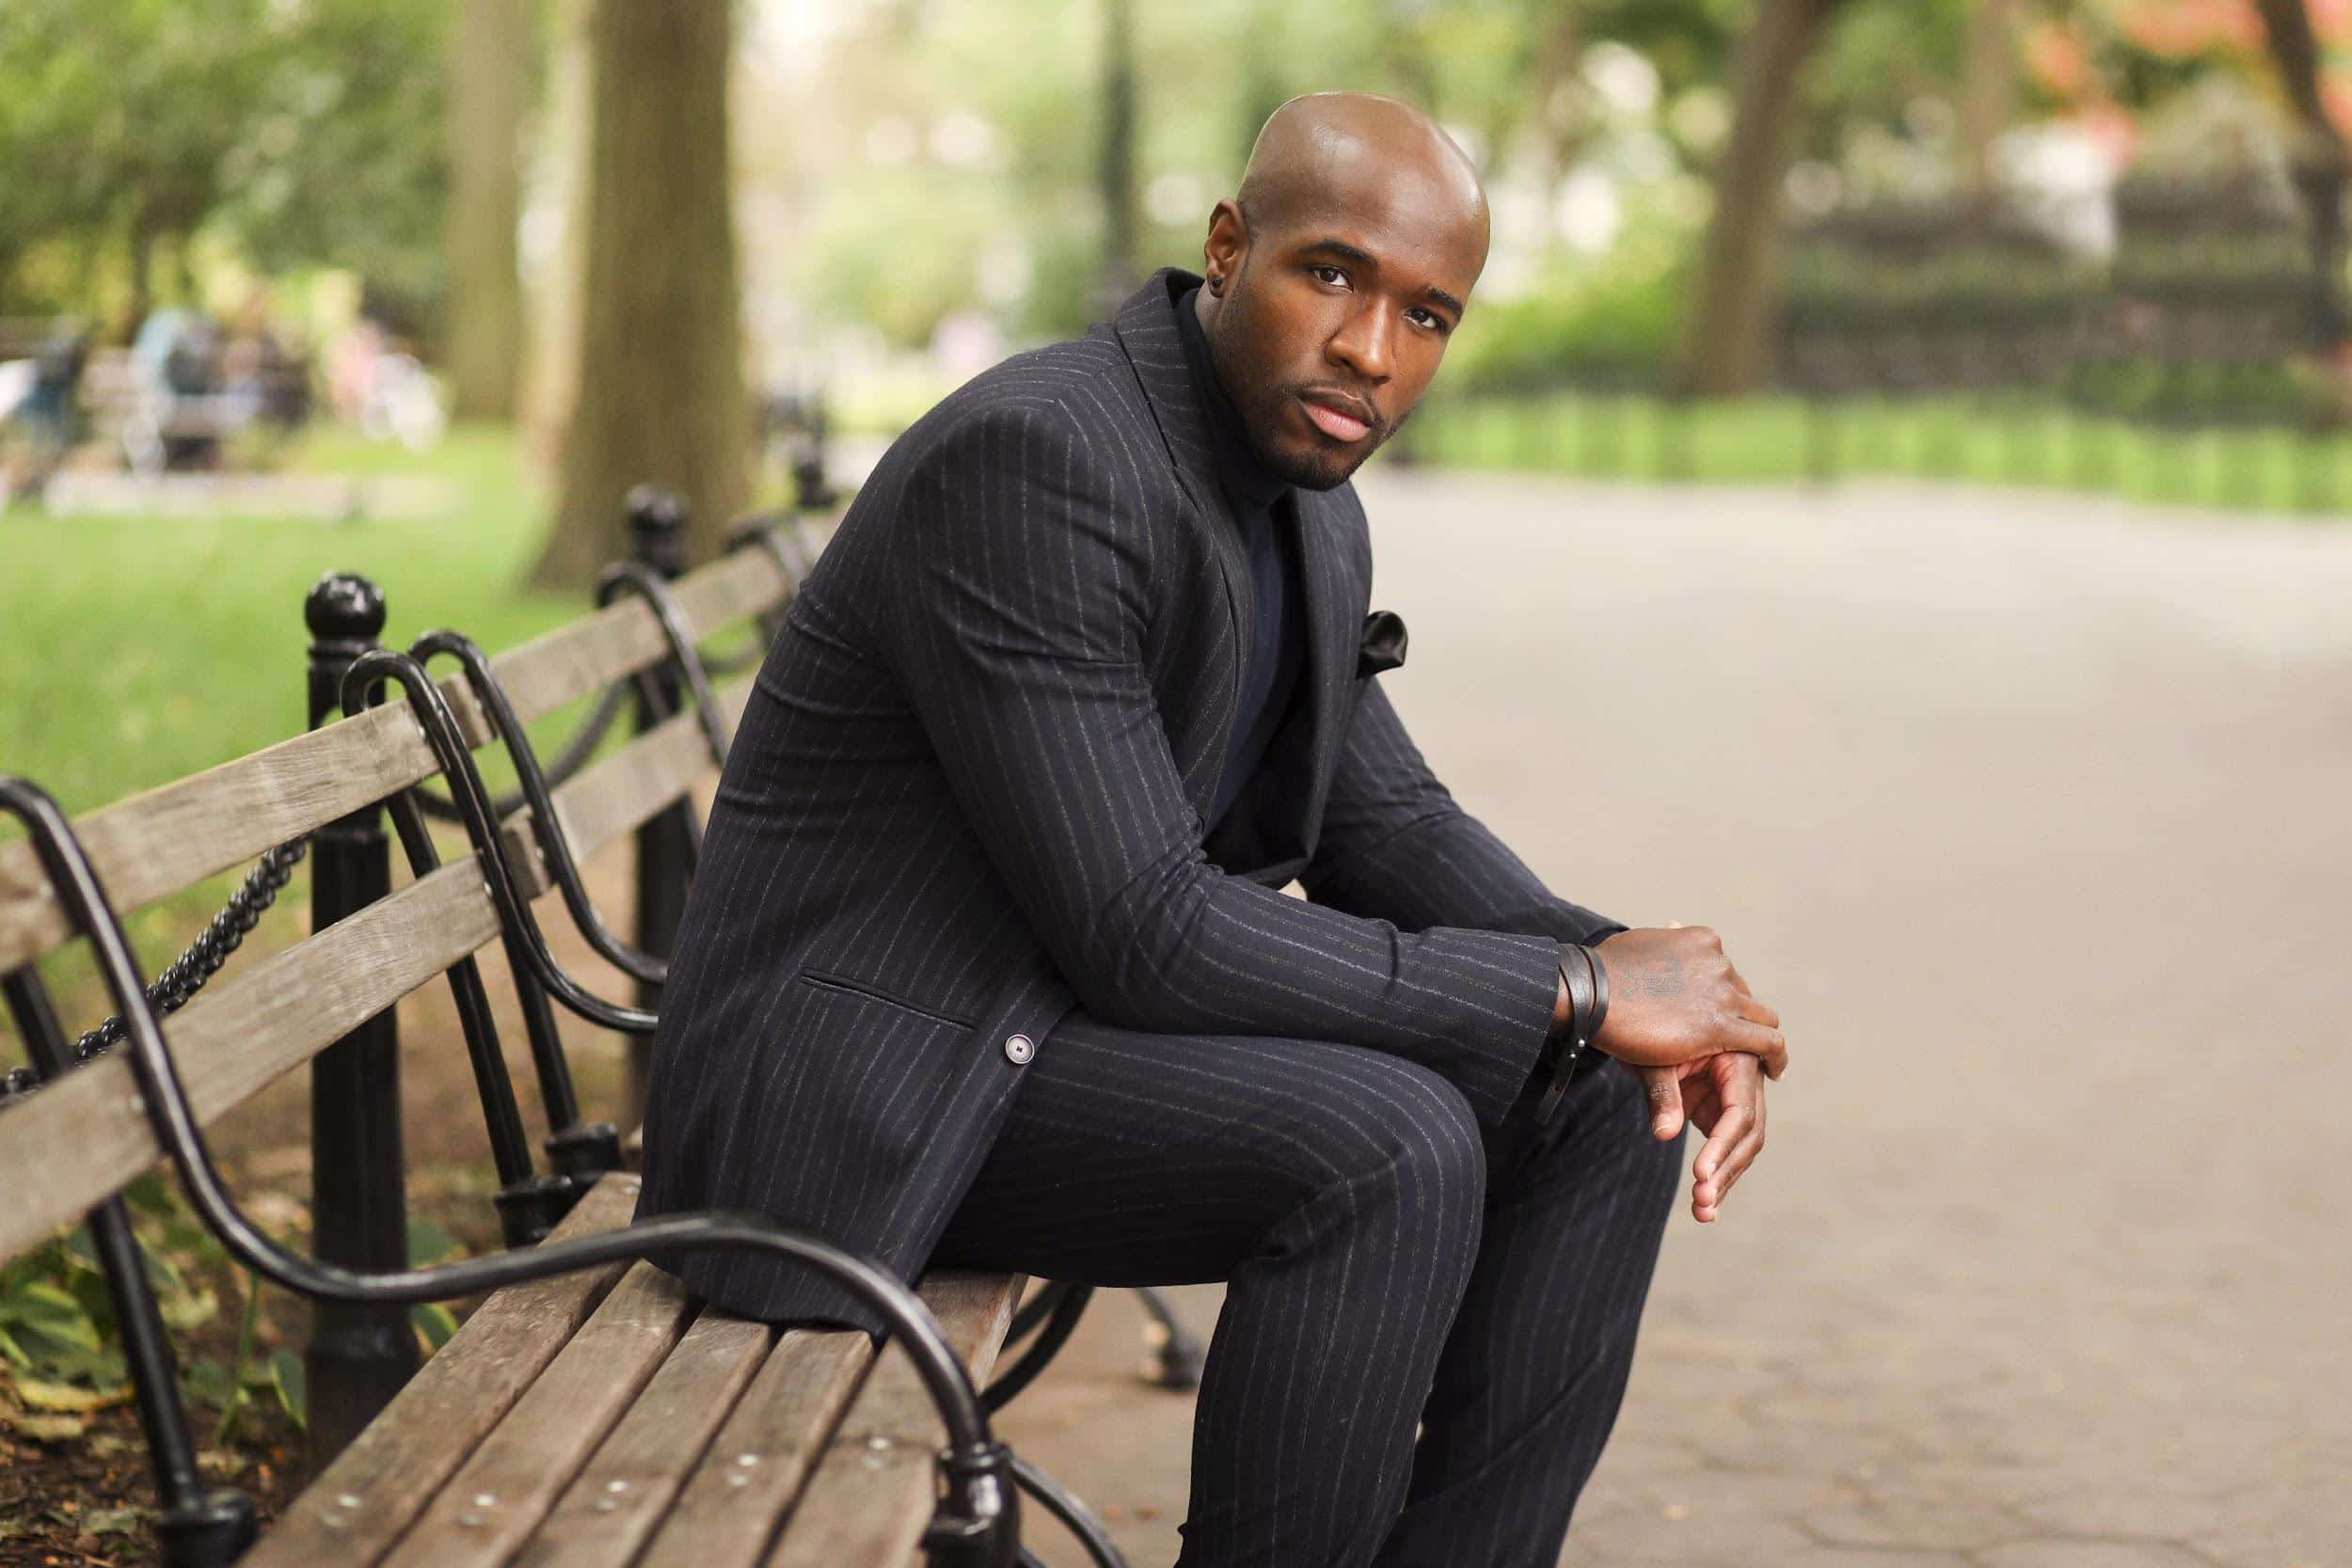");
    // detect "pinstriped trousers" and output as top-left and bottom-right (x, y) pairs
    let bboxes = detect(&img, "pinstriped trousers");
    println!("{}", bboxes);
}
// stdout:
(928, 1009), (1685, 1568)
